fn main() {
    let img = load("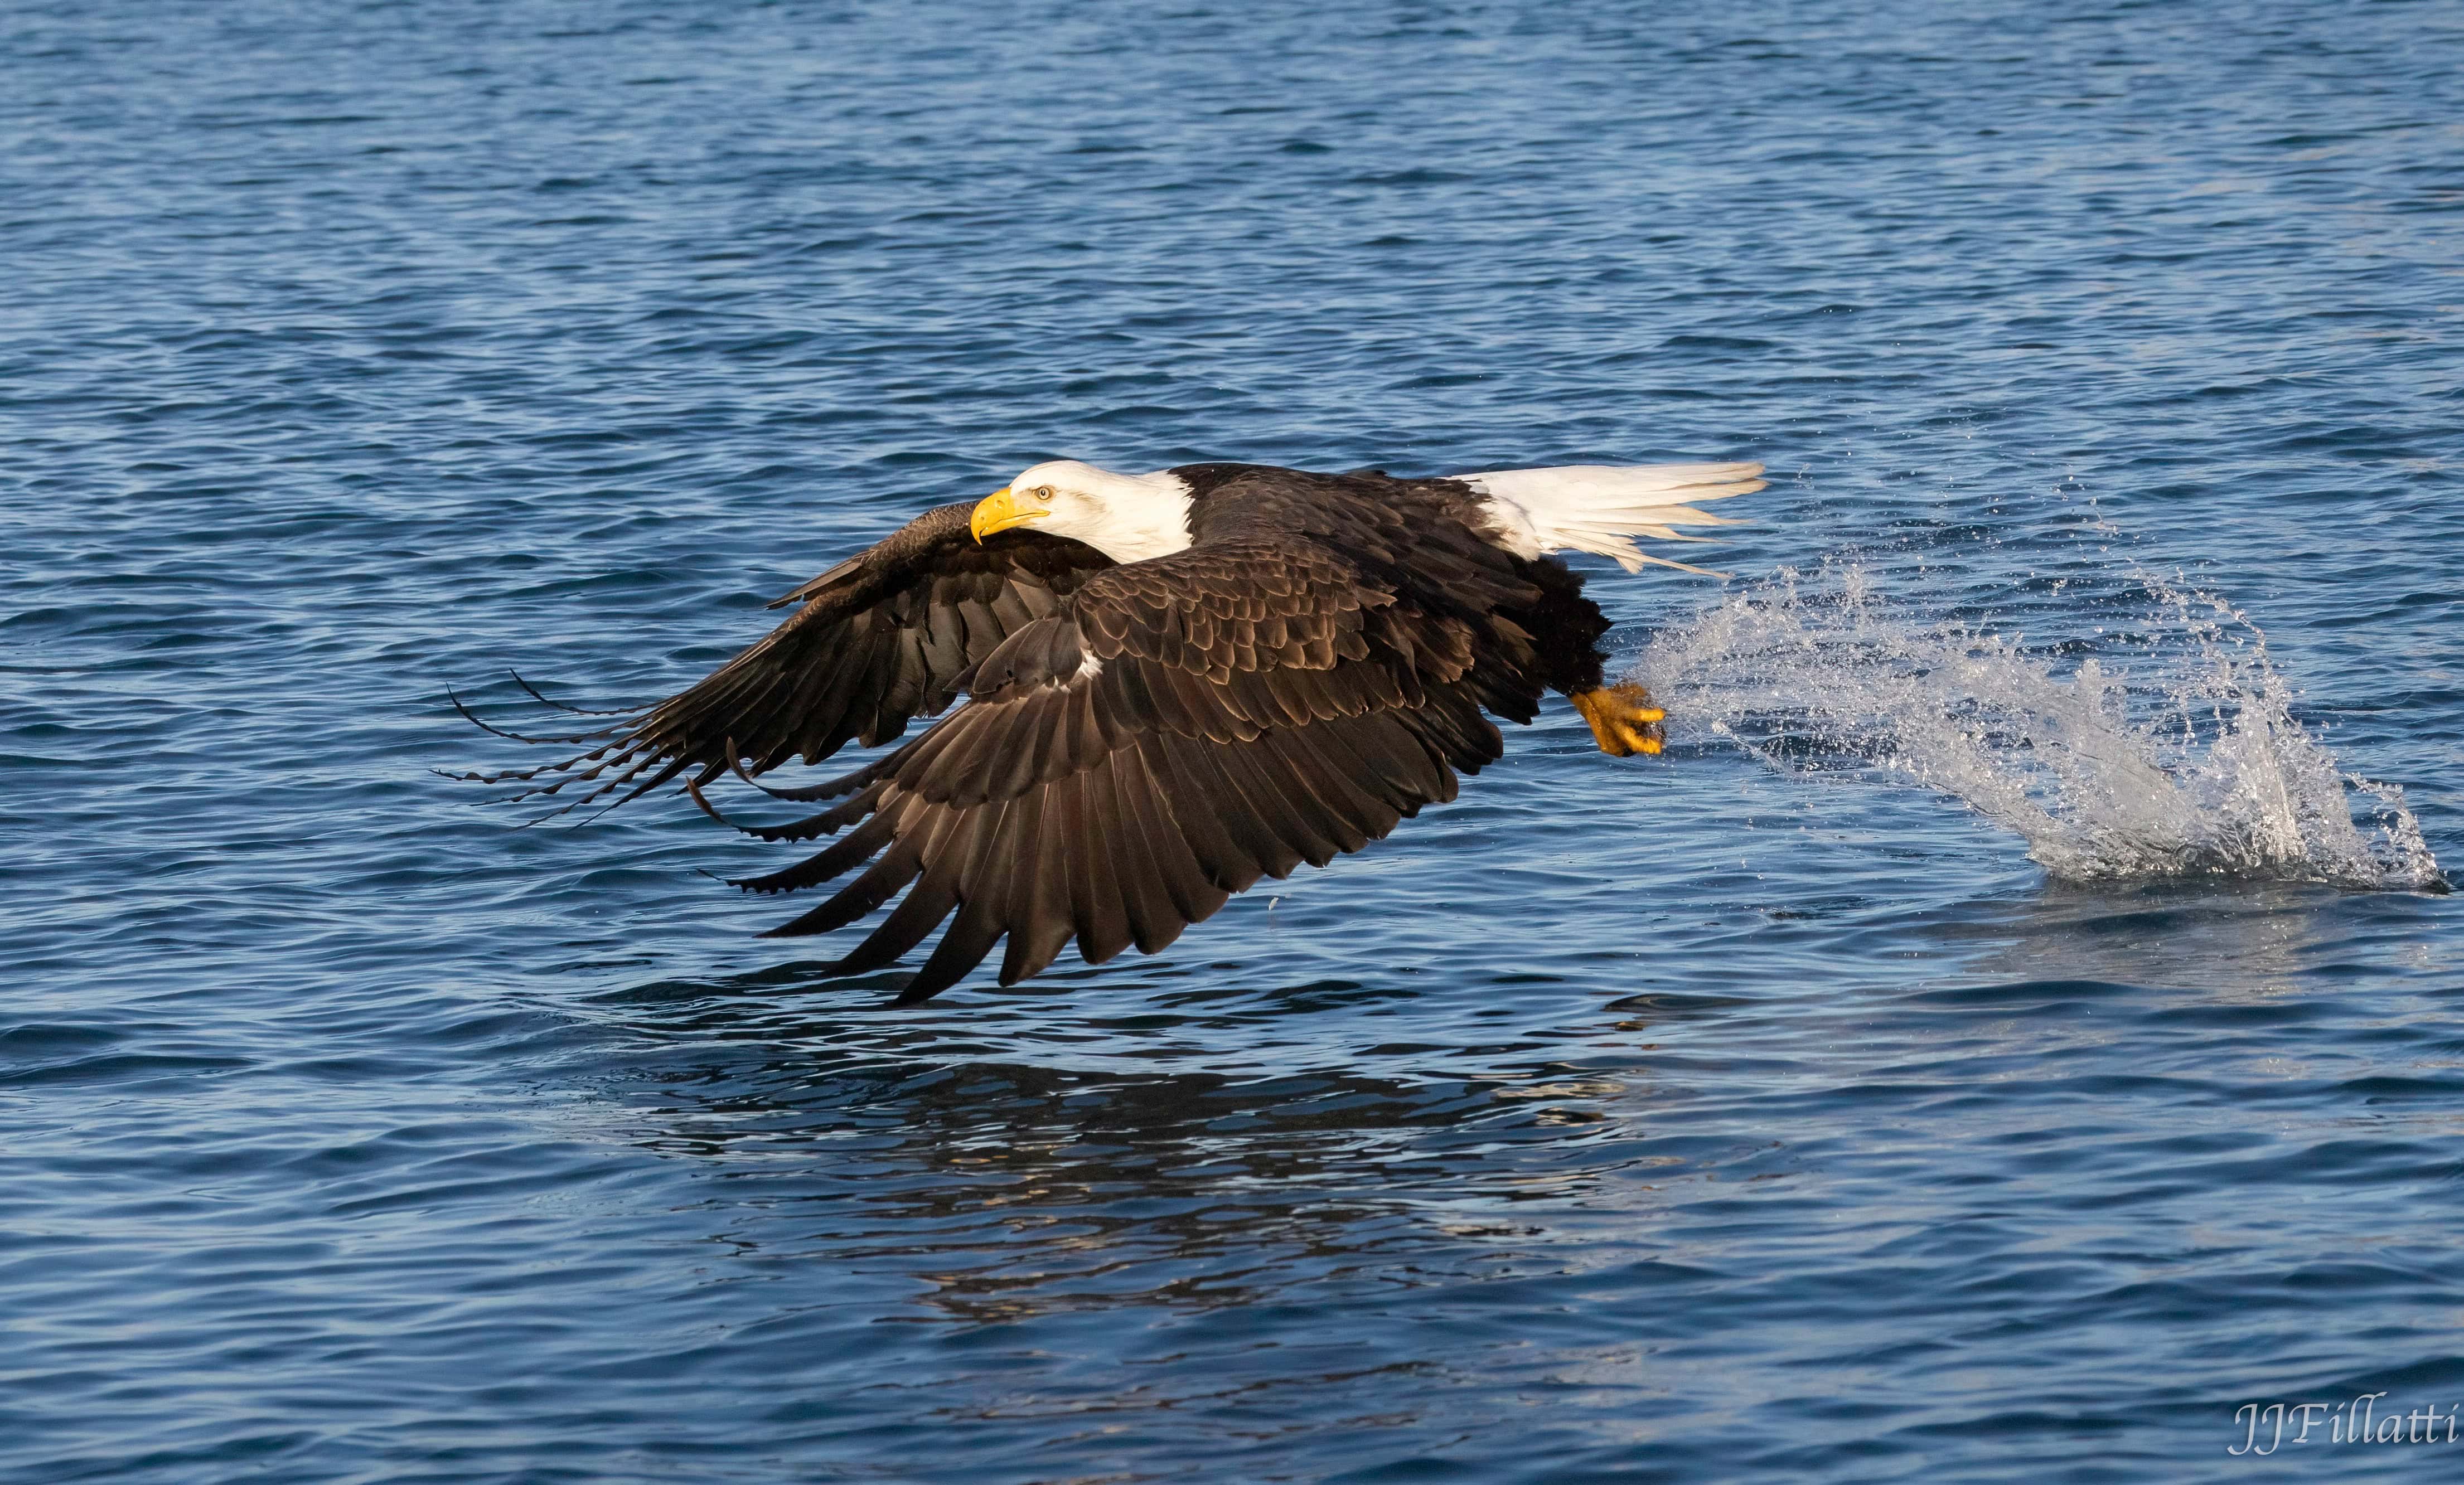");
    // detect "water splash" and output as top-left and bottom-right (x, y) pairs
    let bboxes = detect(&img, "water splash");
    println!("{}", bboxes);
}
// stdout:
(1632, 563), (2443, 891)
